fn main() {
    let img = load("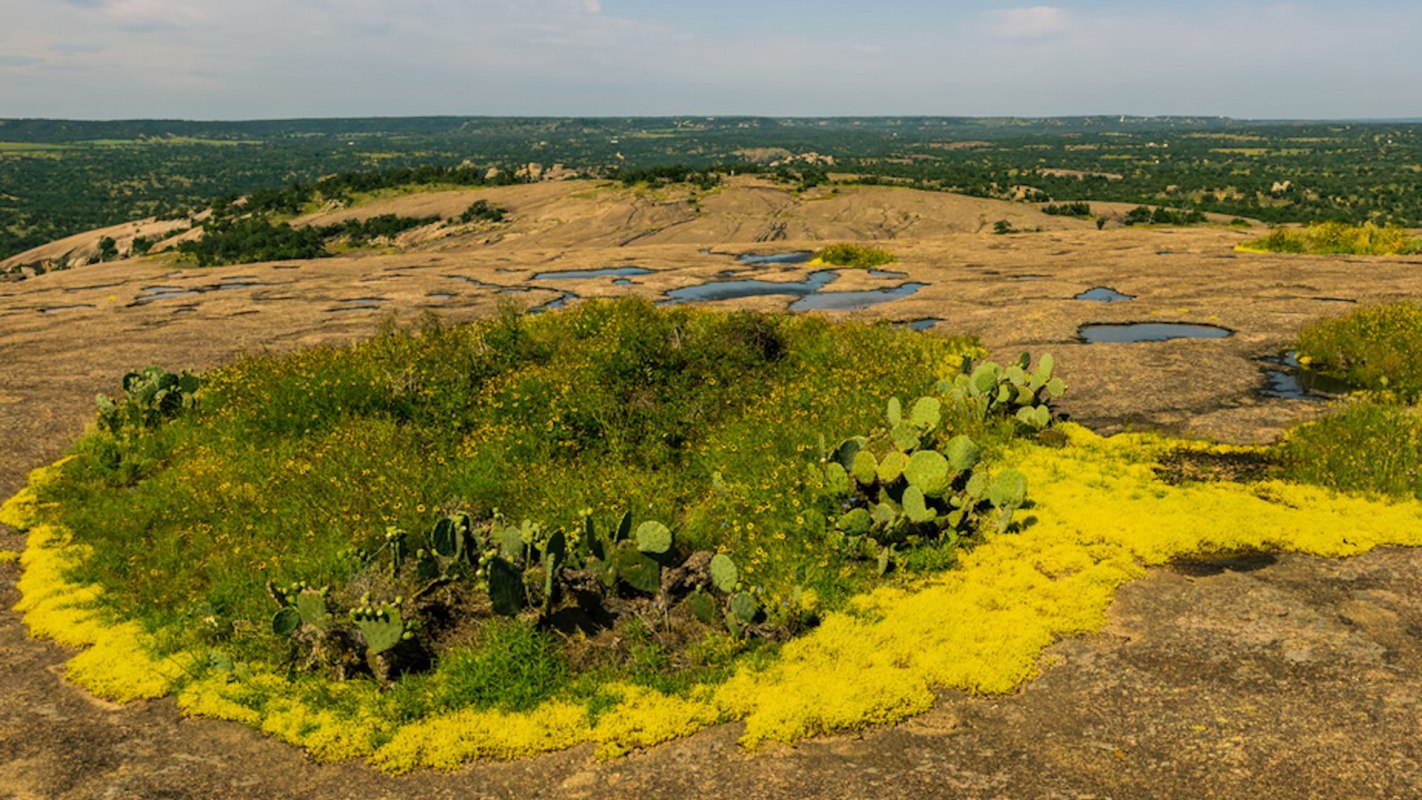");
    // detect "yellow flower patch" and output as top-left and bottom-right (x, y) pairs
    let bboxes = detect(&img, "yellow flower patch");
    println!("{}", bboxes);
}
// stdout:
(8, 423), (1422, 771)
